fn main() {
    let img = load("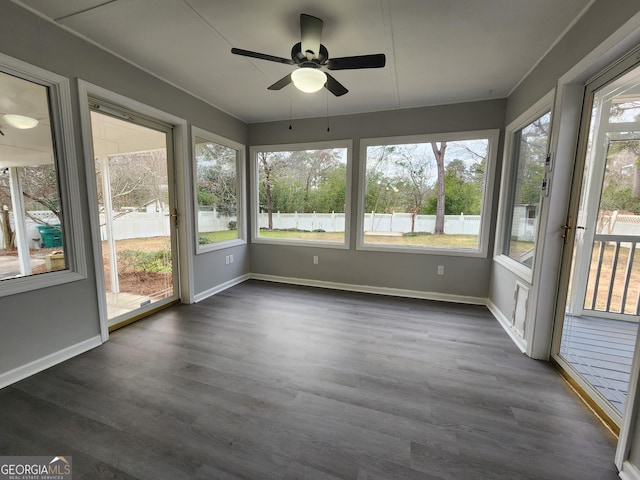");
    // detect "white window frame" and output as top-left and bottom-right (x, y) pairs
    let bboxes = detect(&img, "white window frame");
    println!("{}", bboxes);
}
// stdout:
(250, 140), (352, 249)
(357, 129), (499, 258)
(494, 90), (555, 282)
(0, 53), (86, 298)
(192, 126), (246, 253)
